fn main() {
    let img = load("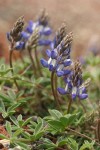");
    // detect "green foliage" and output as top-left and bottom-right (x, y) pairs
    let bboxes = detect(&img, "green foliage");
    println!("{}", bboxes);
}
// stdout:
(0, 51), (99, 149)
(79, 141), (95, 150)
